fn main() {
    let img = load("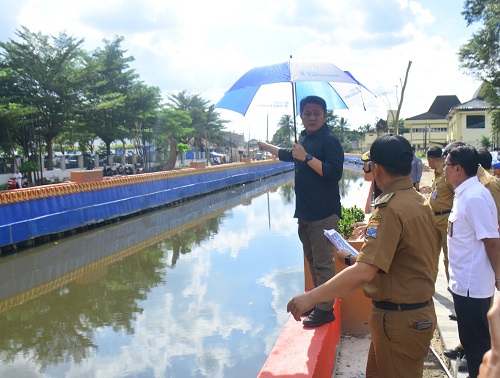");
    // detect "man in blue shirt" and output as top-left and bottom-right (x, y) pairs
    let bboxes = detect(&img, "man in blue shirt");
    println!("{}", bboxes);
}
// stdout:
(258, 95), (344, 327)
